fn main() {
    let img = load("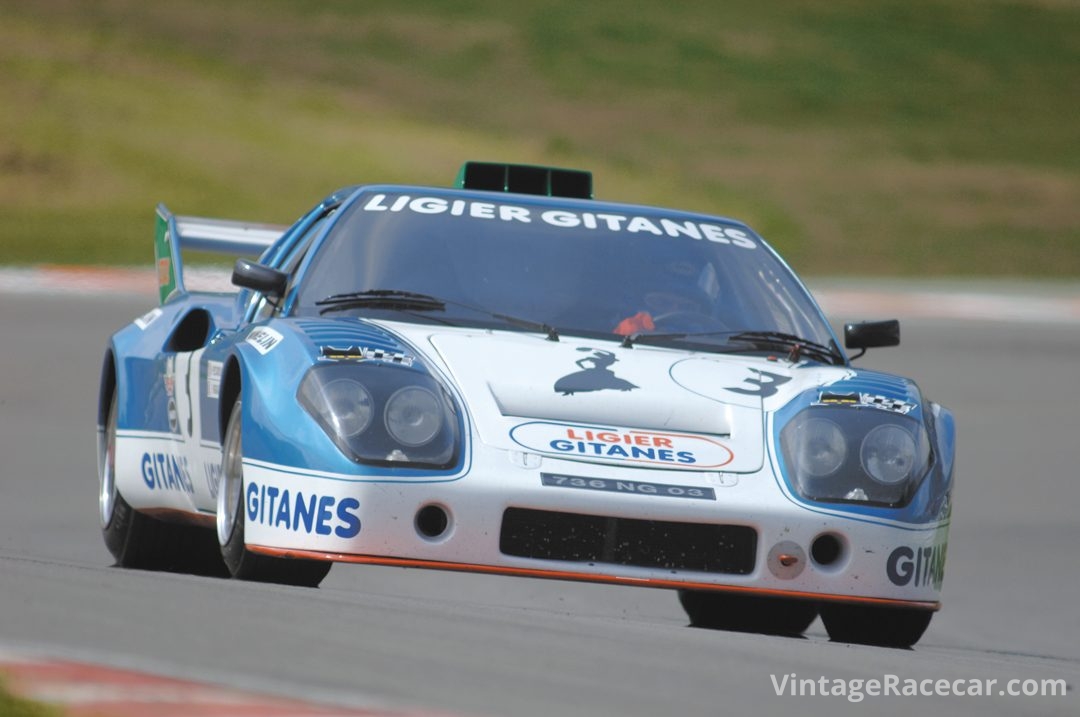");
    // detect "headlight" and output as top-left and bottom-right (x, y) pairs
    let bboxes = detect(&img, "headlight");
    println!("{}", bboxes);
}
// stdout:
(310, 378), (374, 438)
(786, 417), (846, 478)
(779, 408), (931, 507)
(861, 424), (918, 484)
(384, 386), (443, 447)
(298, 363), (460, 469)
